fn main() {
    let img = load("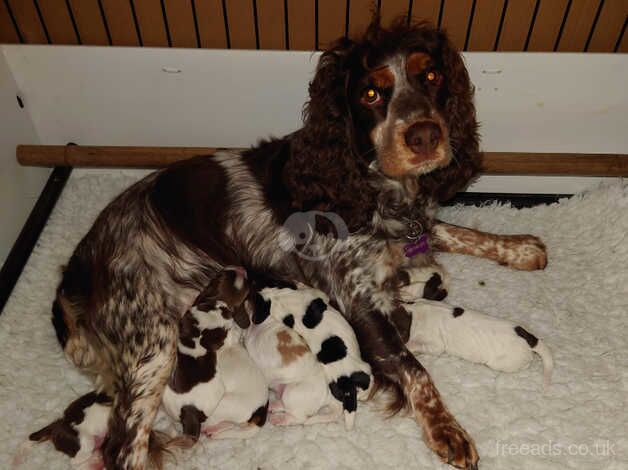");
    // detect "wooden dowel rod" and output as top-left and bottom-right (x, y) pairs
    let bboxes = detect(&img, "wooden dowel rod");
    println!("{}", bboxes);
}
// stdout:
(16, 145), (628, 176)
